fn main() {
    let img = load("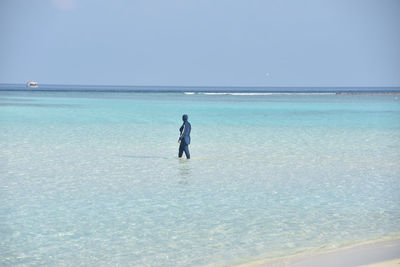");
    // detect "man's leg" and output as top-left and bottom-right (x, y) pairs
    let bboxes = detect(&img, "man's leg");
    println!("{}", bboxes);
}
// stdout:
(178, 142), (184, 158)
(184, 145), (190, 159)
